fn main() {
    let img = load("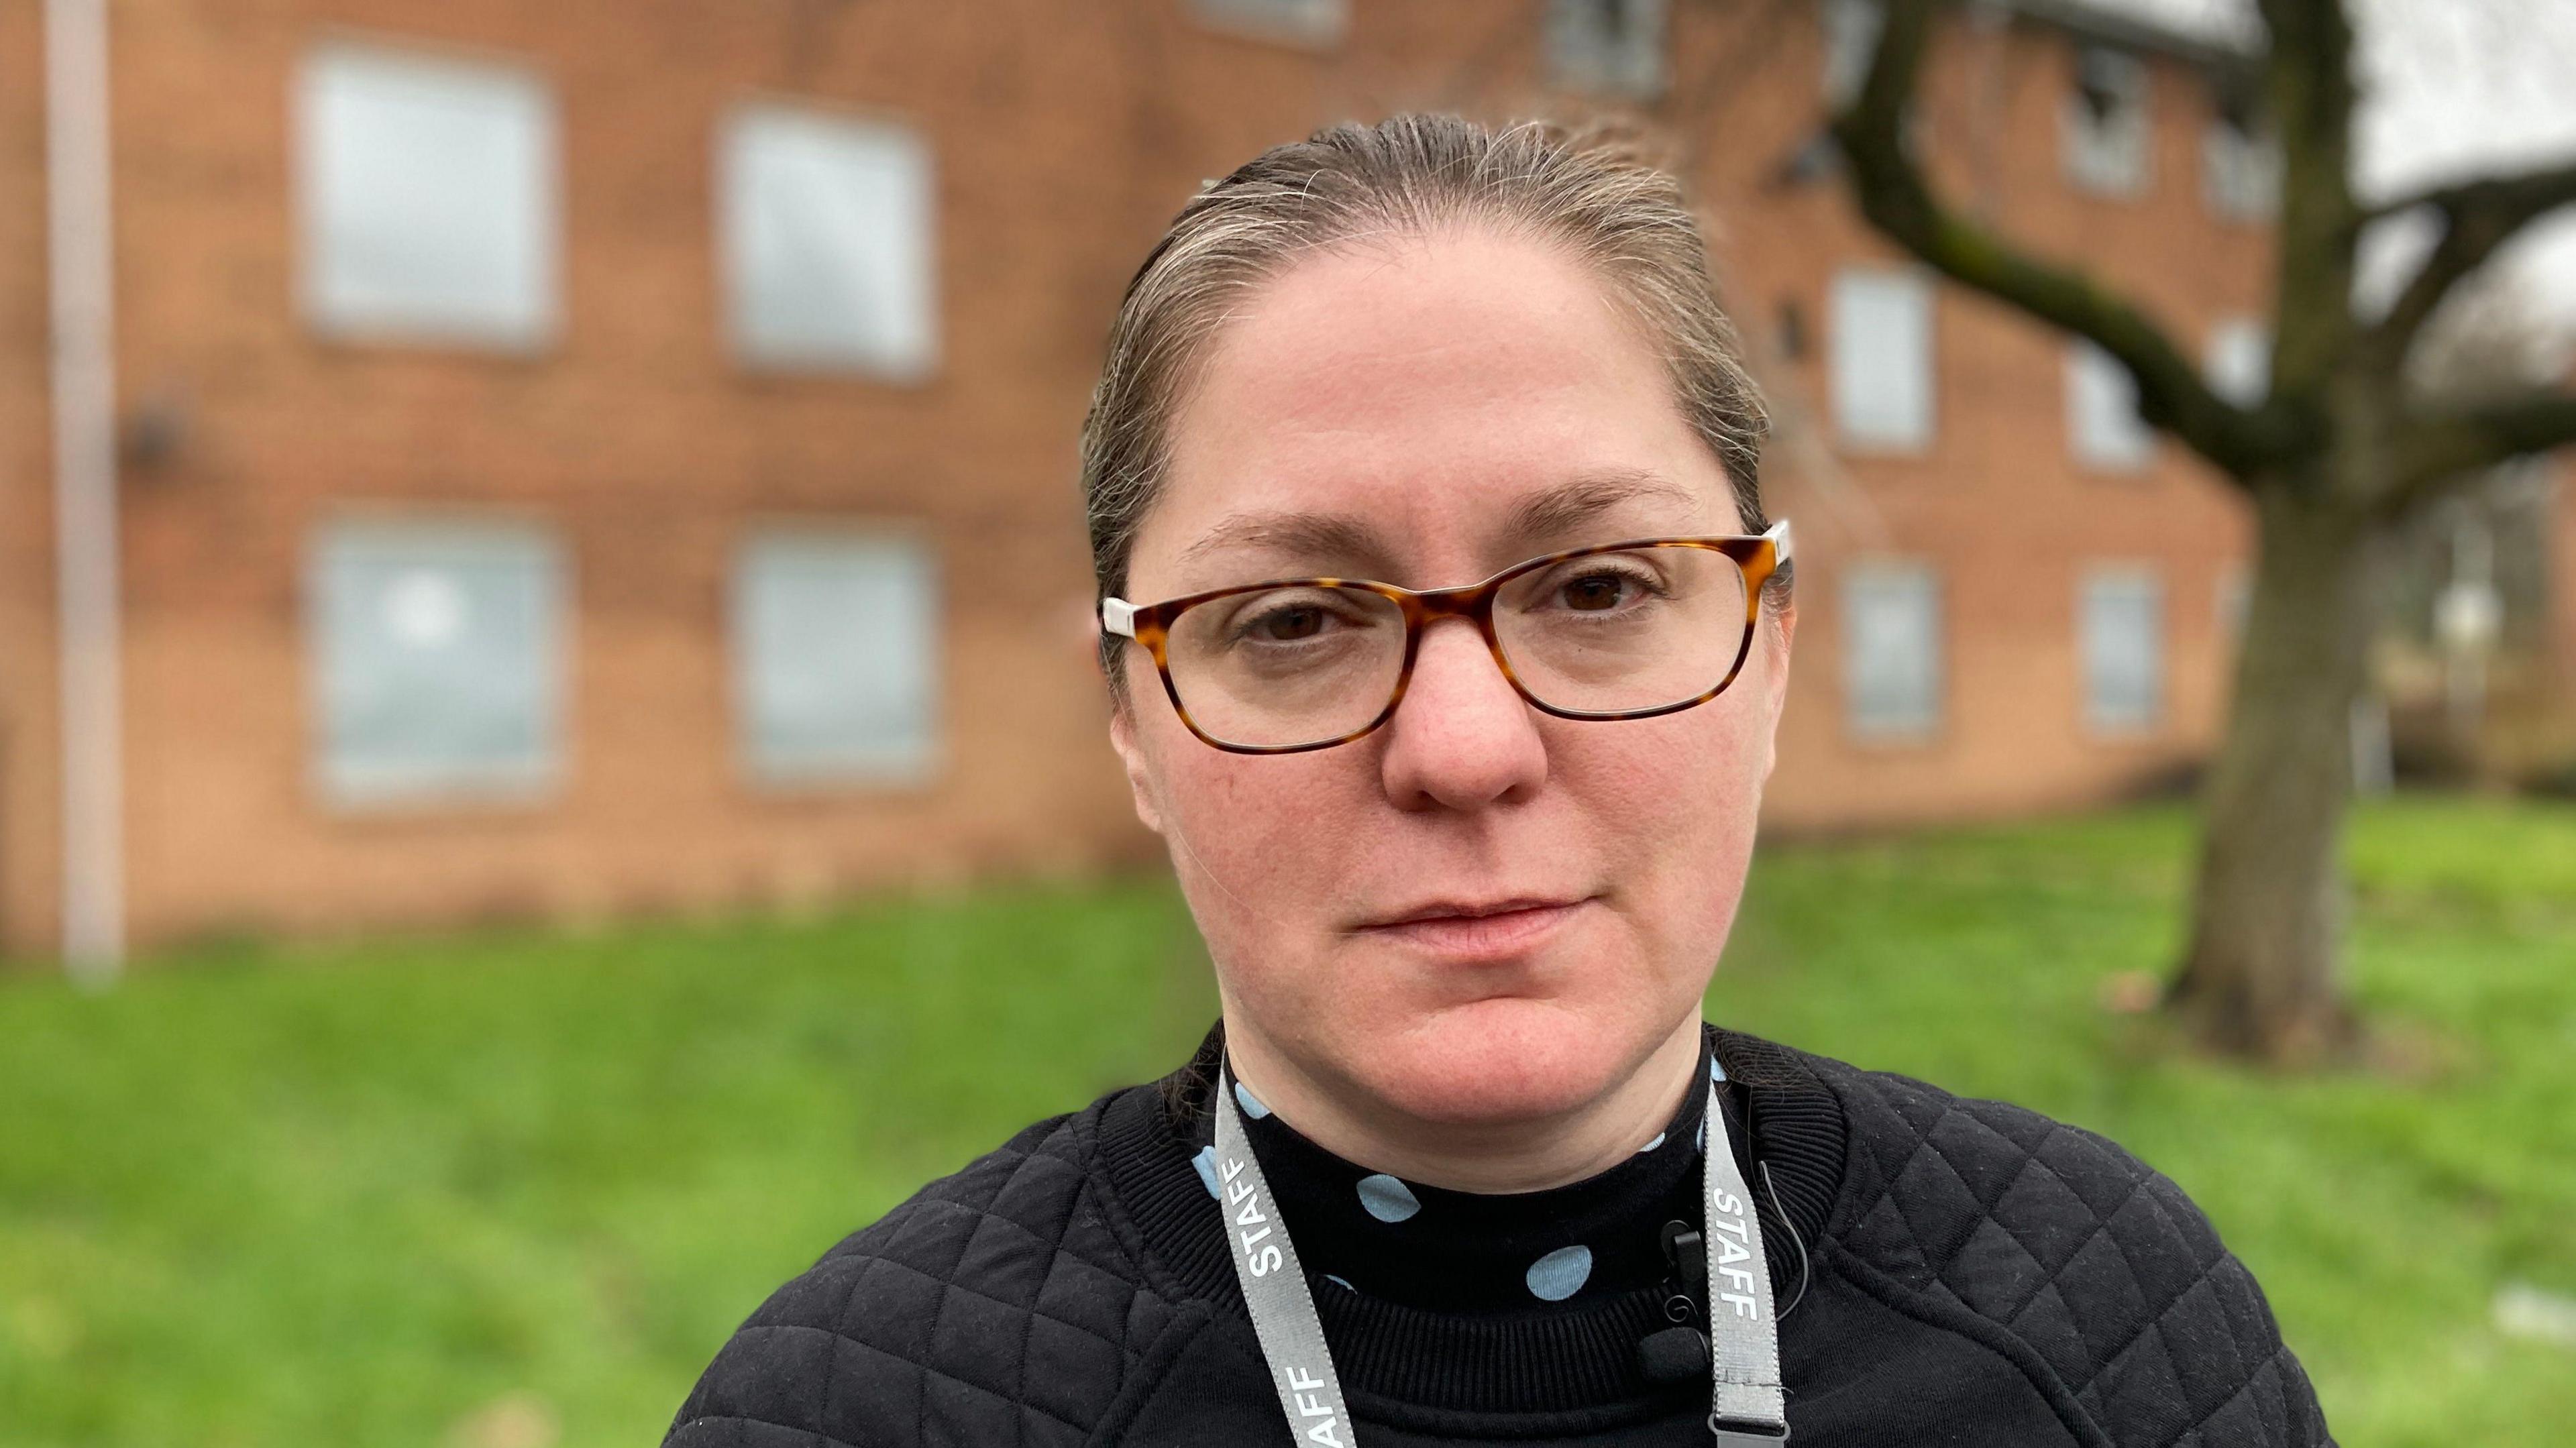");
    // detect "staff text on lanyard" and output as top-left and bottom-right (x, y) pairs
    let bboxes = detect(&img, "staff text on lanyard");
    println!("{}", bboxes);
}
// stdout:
(1212, 1059), (1790, 1445)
